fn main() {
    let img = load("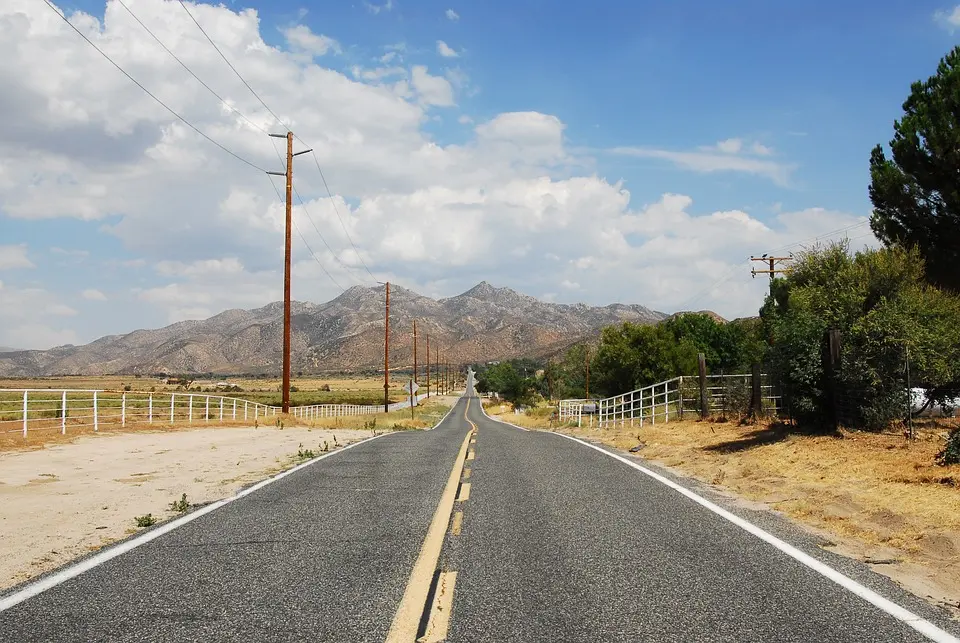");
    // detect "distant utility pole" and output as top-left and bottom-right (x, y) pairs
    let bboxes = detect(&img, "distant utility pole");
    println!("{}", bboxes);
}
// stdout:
(425, 334), (430, 399)
(412, 320), (418, 415)
(383, 281), (390, 413)
(585, 346), (591, 400)
(266, 131), (311, 414)
(750, 254), (794, 280)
